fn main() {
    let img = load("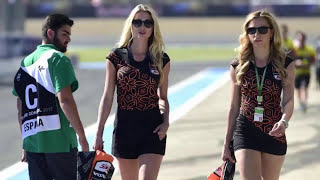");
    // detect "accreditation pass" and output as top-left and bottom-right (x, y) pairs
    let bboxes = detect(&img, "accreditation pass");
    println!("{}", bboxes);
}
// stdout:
(254, 107), (264, 122)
